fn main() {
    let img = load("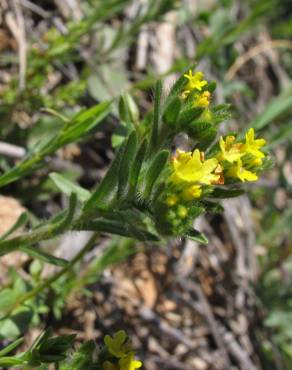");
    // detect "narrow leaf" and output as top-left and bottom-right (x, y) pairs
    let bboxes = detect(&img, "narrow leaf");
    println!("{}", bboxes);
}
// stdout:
(150, 80), (162, 150)
(0, 357), (25, 367)
(82, 143), (125, 212)
(50, 173), (90, 202)
(144, 150), (169, 197)
(119, 92), (139, 123)
(162, 96), (181, 127)
(79, 218), (159, 241)
(0, 212), (28, 241)
(53, 193), (77, 233)
(0, 338), (24, 357)
(19, 245), (68, 267)
(128, 139), (147, 195)
(178, 107), (204, 129)
(0, 102), (111, 188)
(185, 229), (208, 244)
(210, 187), (245, 199)
(117, 131), (137, 200)
(59, 101), (111, 144)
